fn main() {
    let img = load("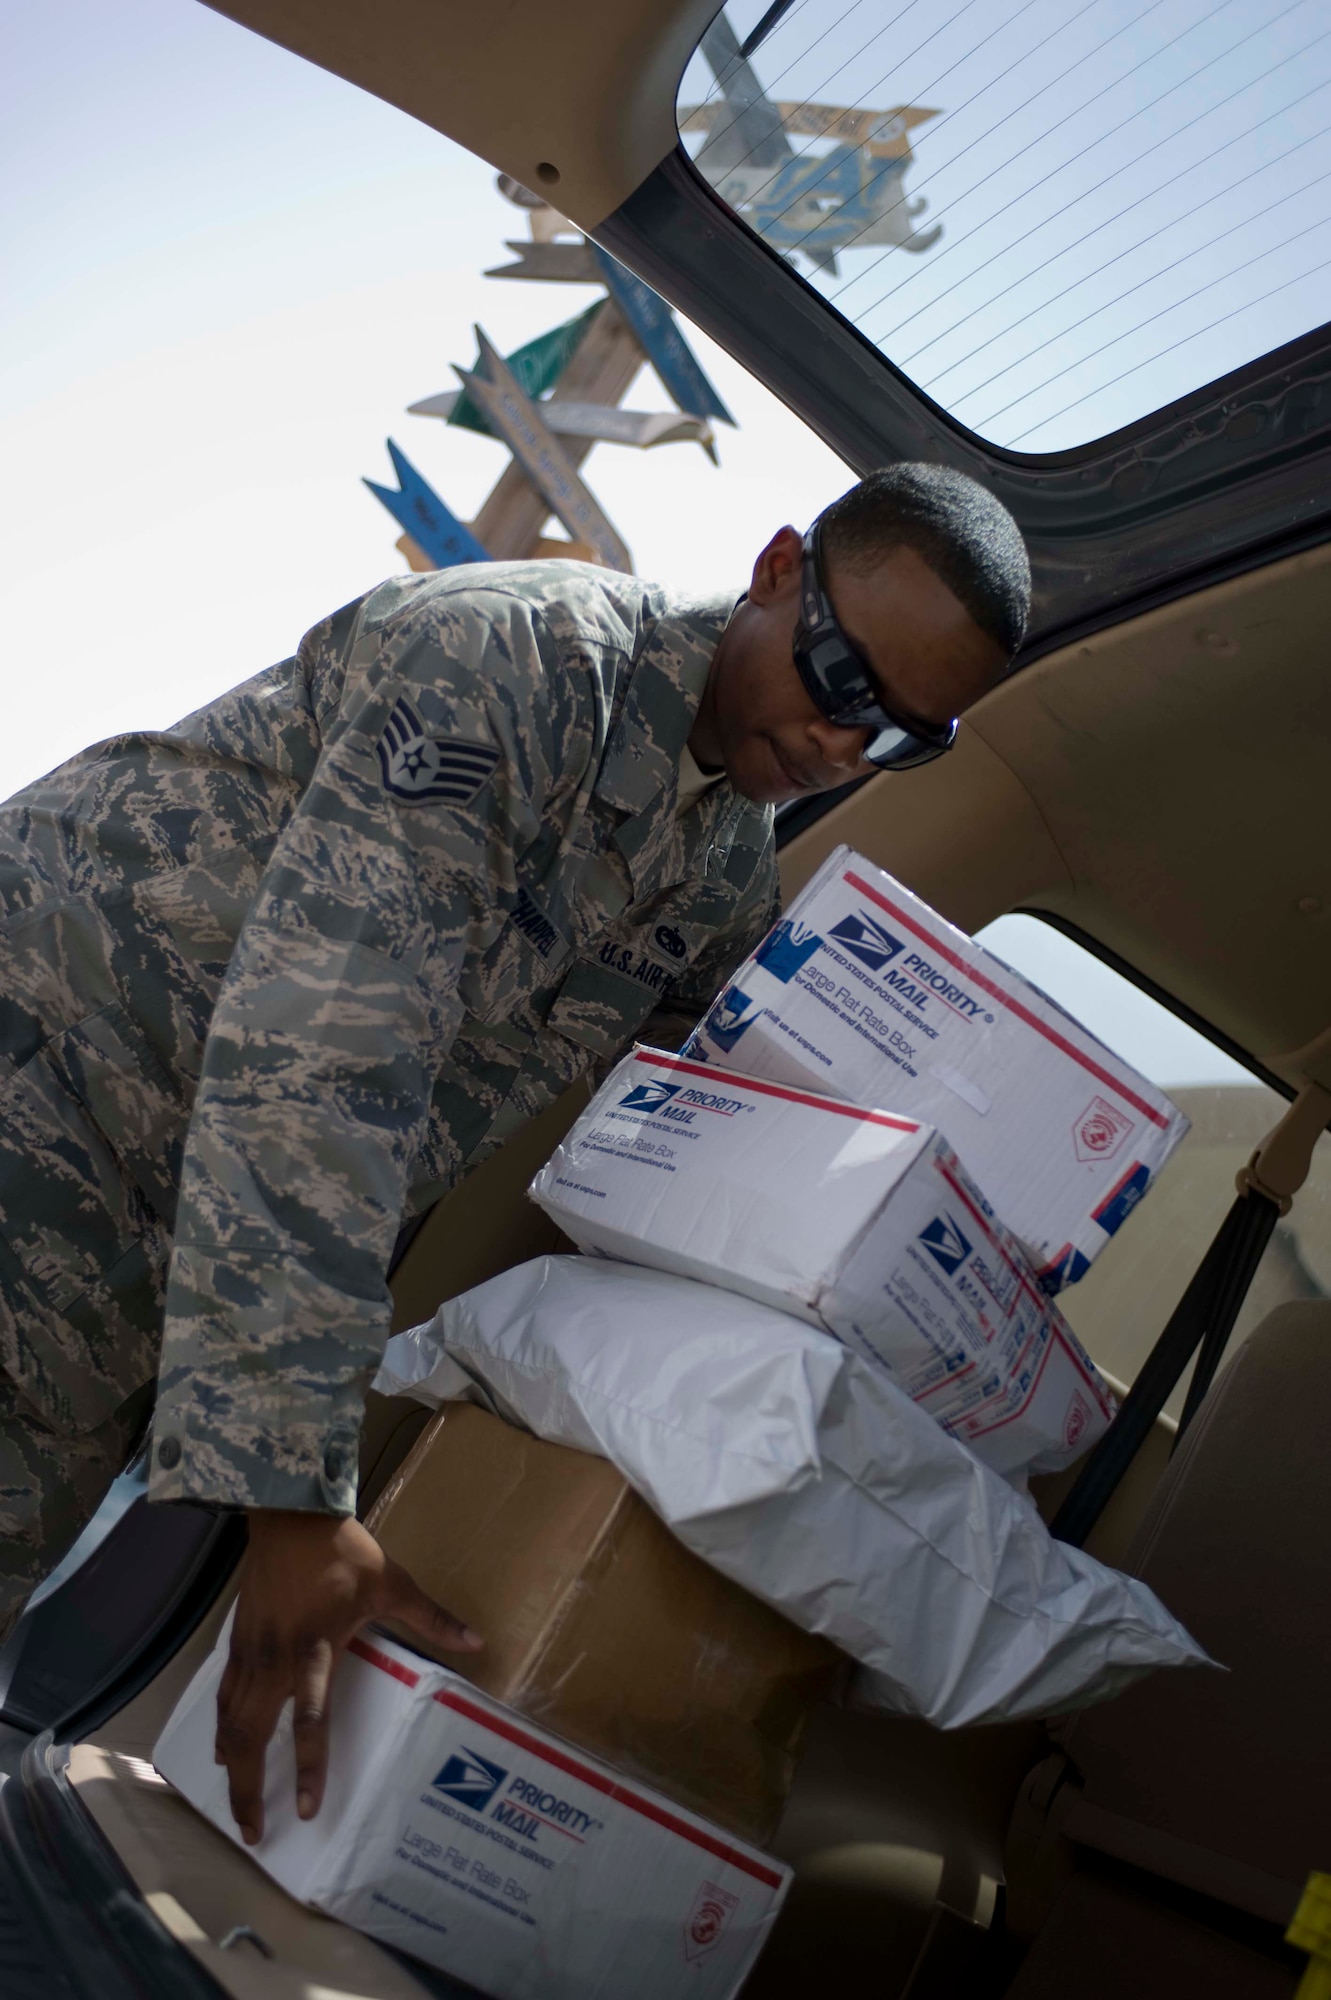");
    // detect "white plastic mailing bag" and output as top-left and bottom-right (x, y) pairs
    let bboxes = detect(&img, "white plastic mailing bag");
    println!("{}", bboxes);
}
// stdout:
(374, 1256), (1211, 1729)
(155, 1615), (790, 2000)
(684, 846), (1189, 1291)
(529, 1047), (1114, 1480)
